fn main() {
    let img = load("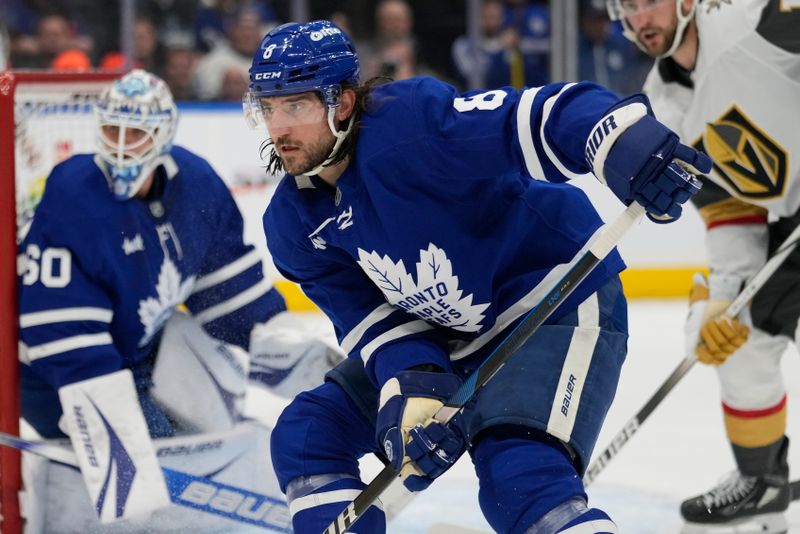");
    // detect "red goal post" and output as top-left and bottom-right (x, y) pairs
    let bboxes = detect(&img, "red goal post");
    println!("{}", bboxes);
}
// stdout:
(0, 70), (121, 534)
